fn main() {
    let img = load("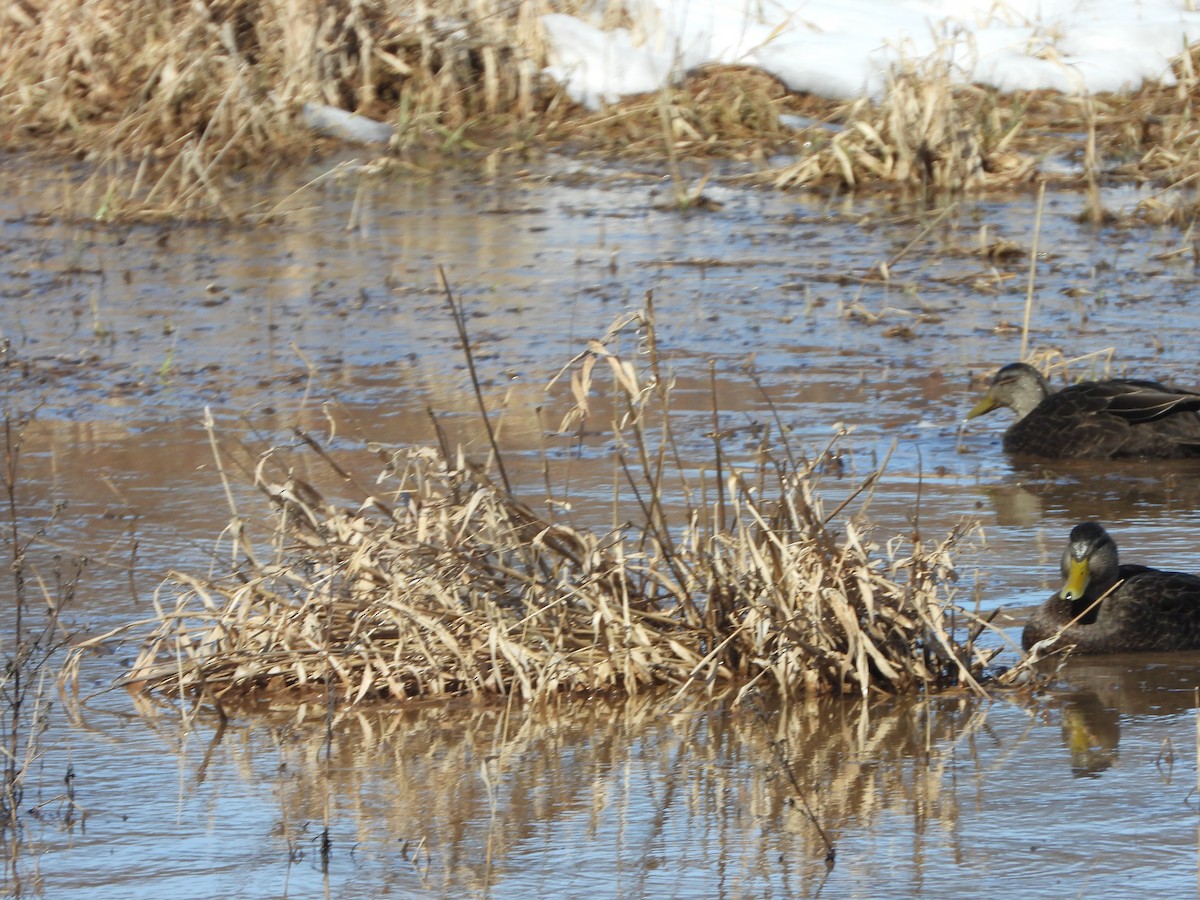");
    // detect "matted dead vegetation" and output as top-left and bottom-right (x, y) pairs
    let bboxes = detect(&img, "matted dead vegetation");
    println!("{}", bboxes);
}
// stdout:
(66, 309), (998, 707)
